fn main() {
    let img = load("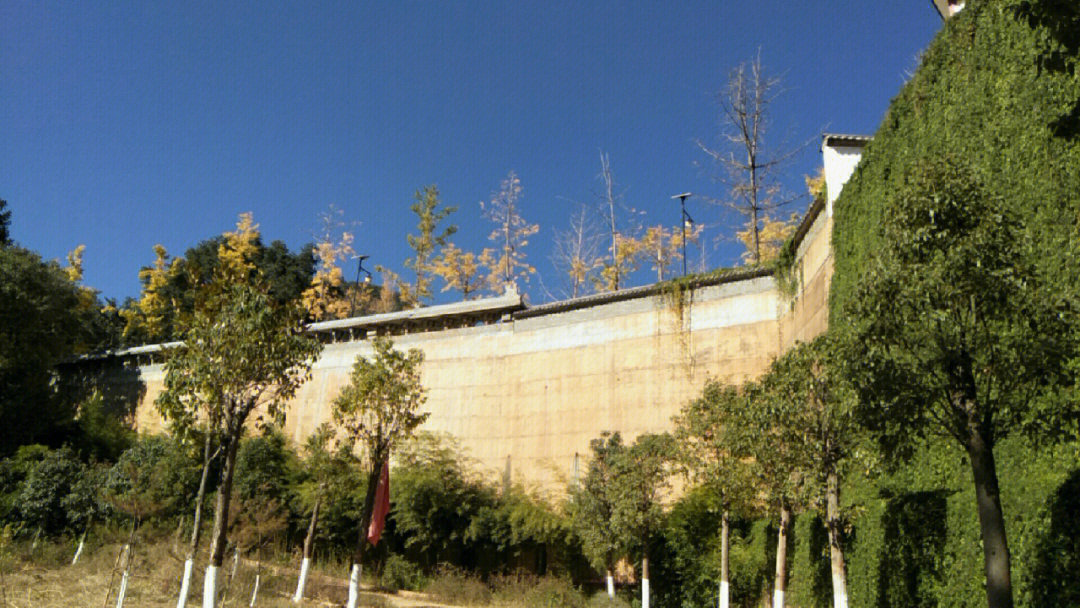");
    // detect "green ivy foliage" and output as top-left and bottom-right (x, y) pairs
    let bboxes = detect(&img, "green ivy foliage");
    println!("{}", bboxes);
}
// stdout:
(822, 2), (1080, 605)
